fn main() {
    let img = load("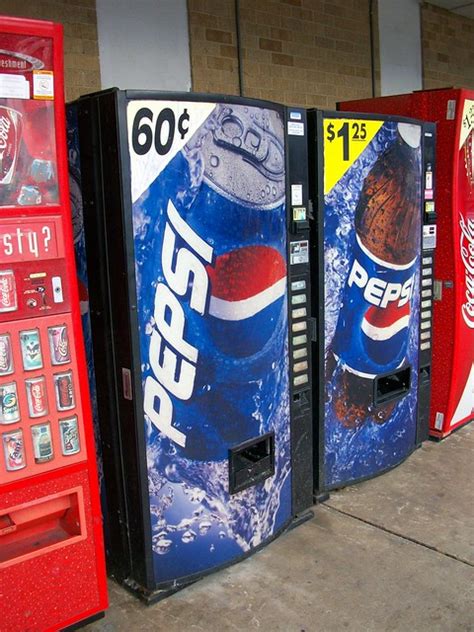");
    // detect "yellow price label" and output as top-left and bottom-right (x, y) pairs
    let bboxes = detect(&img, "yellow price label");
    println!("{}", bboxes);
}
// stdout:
(323, 118), (383, 194)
